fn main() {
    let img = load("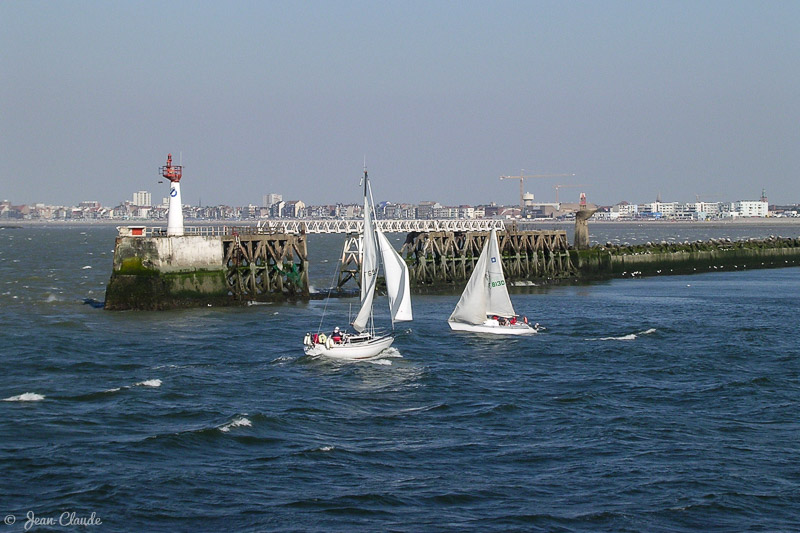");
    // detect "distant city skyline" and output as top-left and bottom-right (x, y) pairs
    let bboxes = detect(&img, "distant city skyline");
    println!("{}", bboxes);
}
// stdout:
(2, 2), (799, 207)
(0, 186), (785, 212)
